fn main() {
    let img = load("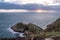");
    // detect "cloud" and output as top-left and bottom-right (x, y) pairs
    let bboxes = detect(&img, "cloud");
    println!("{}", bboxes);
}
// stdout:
(0, 2), (22, 9)
(41, 5), (60, 11)
(0, 2), (43, 10)
(0, 9), (29, 12)
(0, 2), (60, 12)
